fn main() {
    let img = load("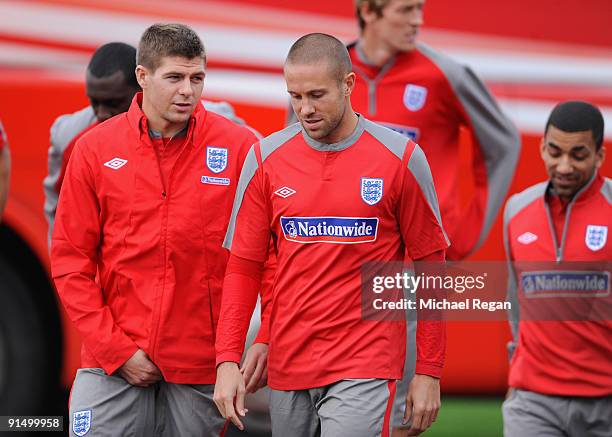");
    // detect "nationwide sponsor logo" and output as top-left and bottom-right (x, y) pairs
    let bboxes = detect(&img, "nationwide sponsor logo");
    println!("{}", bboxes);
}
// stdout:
(103, 157), (127, 170)
(201, 175), (230, 186)
(517, 232), (538, 245)
(403, 84), (428, 111)
(73, 410), (91, 436)
(521, 271), (610, 297)
(206, 146), (228, 173)
(361, 178), (383, 205)
(280, 216), (379, 244)
(379, 122), (420, 141)
(585, 225), (607, 251)
(274, 186), (296, 198)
